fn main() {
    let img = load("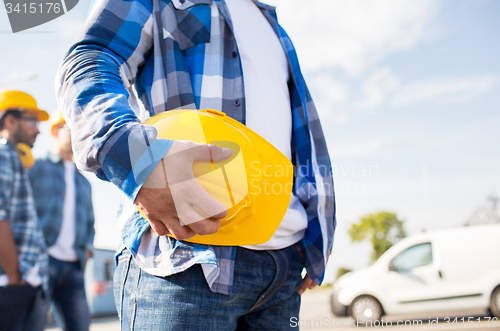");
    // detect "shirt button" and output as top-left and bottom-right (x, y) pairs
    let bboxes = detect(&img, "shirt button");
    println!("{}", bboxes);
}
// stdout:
(234, 100), (241, 107)
(232, 51), (237, 58)
(179, 0), (185, 3)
